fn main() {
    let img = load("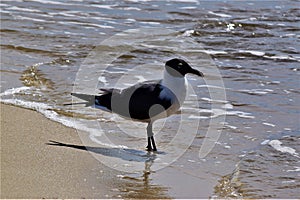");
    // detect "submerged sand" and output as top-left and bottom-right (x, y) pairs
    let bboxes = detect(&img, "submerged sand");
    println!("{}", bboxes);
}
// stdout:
(0, 103), (120, 198)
